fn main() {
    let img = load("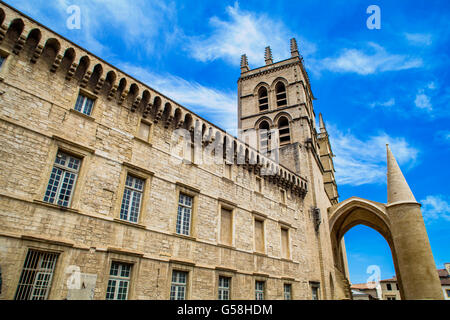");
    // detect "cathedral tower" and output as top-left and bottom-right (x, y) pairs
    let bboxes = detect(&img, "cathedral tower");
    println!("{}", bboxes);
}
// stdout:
(237, 38), (338, 204)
